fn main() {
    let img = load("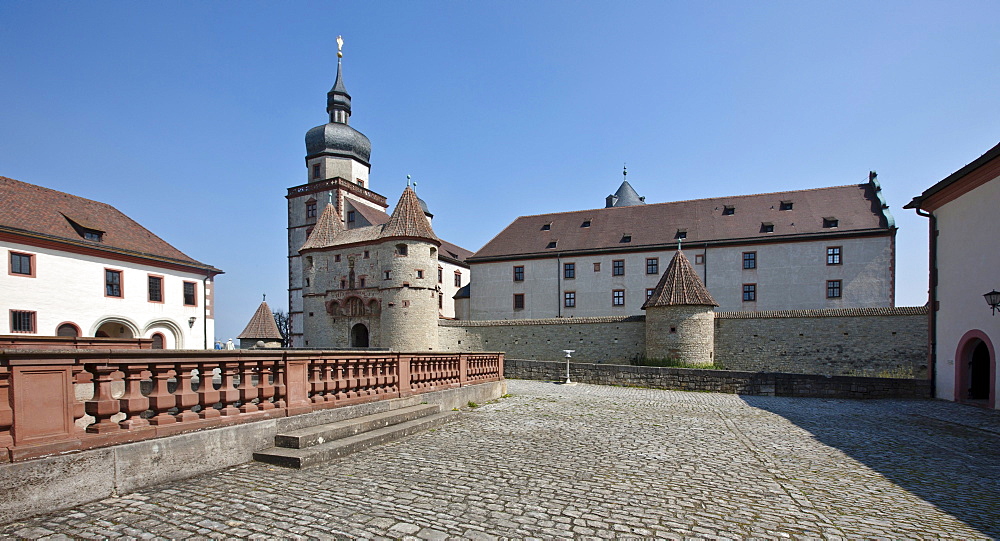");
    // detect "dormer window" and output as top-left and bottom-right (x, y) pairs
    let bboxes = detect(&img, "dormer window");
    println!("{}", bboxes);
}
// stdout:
(546, 241), (557, 249)
(675, 230), (687, 239)
(63, 214), (105, 242)
(723, 206), (735, 216)
(541, 223), (551, 231)
(347, 210), (356, 224)
(581, 220), (591, 228)
(83, 230), (103, 242)
(761, 222), (774, 233)
(780, 201), (793, 211)
(823, 217), (839, 228)
(620, 235), (632, 243)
